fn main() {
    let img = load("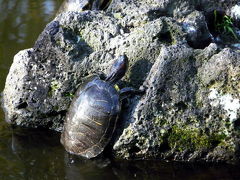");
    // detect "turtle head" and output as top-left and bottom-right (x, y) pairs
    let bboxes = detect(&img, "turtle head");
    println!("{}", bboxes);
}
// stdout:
(105, 55), (129, 84)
